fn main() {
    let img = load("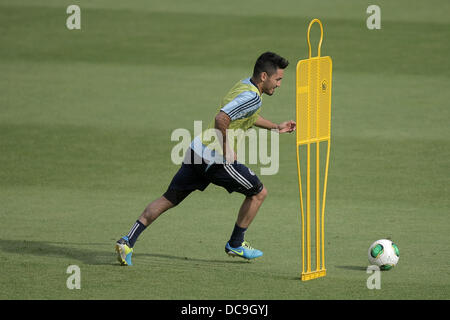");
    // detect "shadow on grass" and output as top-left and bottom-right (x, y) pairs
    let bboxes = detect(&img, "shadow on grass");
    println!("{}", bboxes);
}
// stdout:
(137, 252), (244, 265)
(0, 239), (244, 266)
(0, 239), (116, 265)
